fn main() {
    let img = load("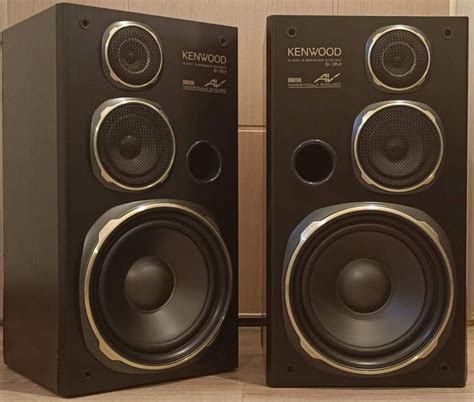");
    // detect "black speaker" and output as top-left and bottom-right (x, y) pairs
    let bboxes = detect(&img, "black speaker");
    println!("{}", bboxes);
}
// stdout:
(266, 16), (467, 387)
(3, 3), (238, 396)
